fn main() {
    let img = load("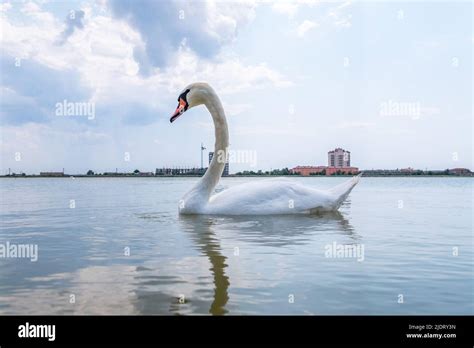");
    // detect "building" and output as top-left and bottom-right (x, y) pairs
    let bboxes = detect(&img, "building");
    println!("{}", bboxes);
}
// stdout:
(400, 167), (415, 173)
(39, 172), (64, 177)
(290, 166), (359, 176)
(448, 168), (472, 176)
(289, 166), (327, 176)
(328, 148), (350, 167)
(155, 168), (173, 176)
(155, 167), (204, 176)
(325, 166), (359, 175)
(209, 151), (229, 176)
(290, 147), (358, 176)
